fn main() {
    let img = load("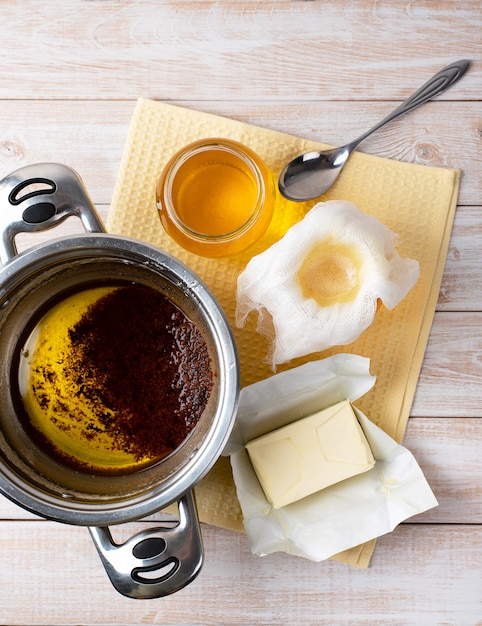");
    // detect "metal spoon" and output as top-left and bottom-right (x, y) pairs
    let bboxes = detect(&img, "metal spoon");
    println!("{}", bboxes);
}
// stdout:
(278, 59), (471, 202)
